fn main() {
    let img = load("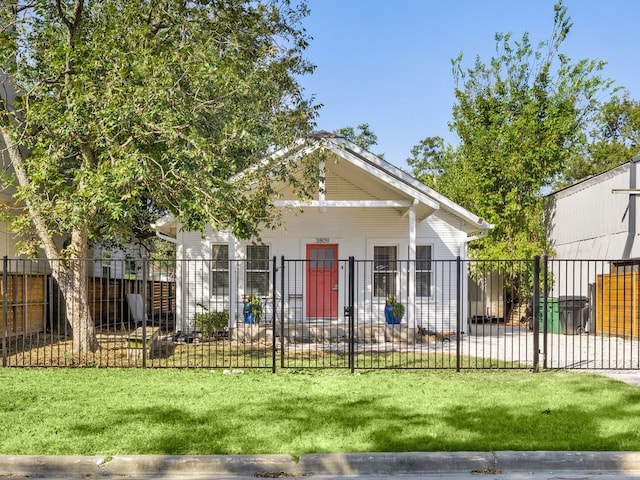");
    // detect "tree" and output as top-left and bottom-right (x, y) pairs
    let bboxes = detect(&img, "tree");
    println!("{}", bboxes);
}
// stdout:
(0, 0), (317, 354)
(407, 136), (456, 192)
(333, 123), (383, 157)
(409, 2), (611, 260)
(562, 93), (640, 184)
